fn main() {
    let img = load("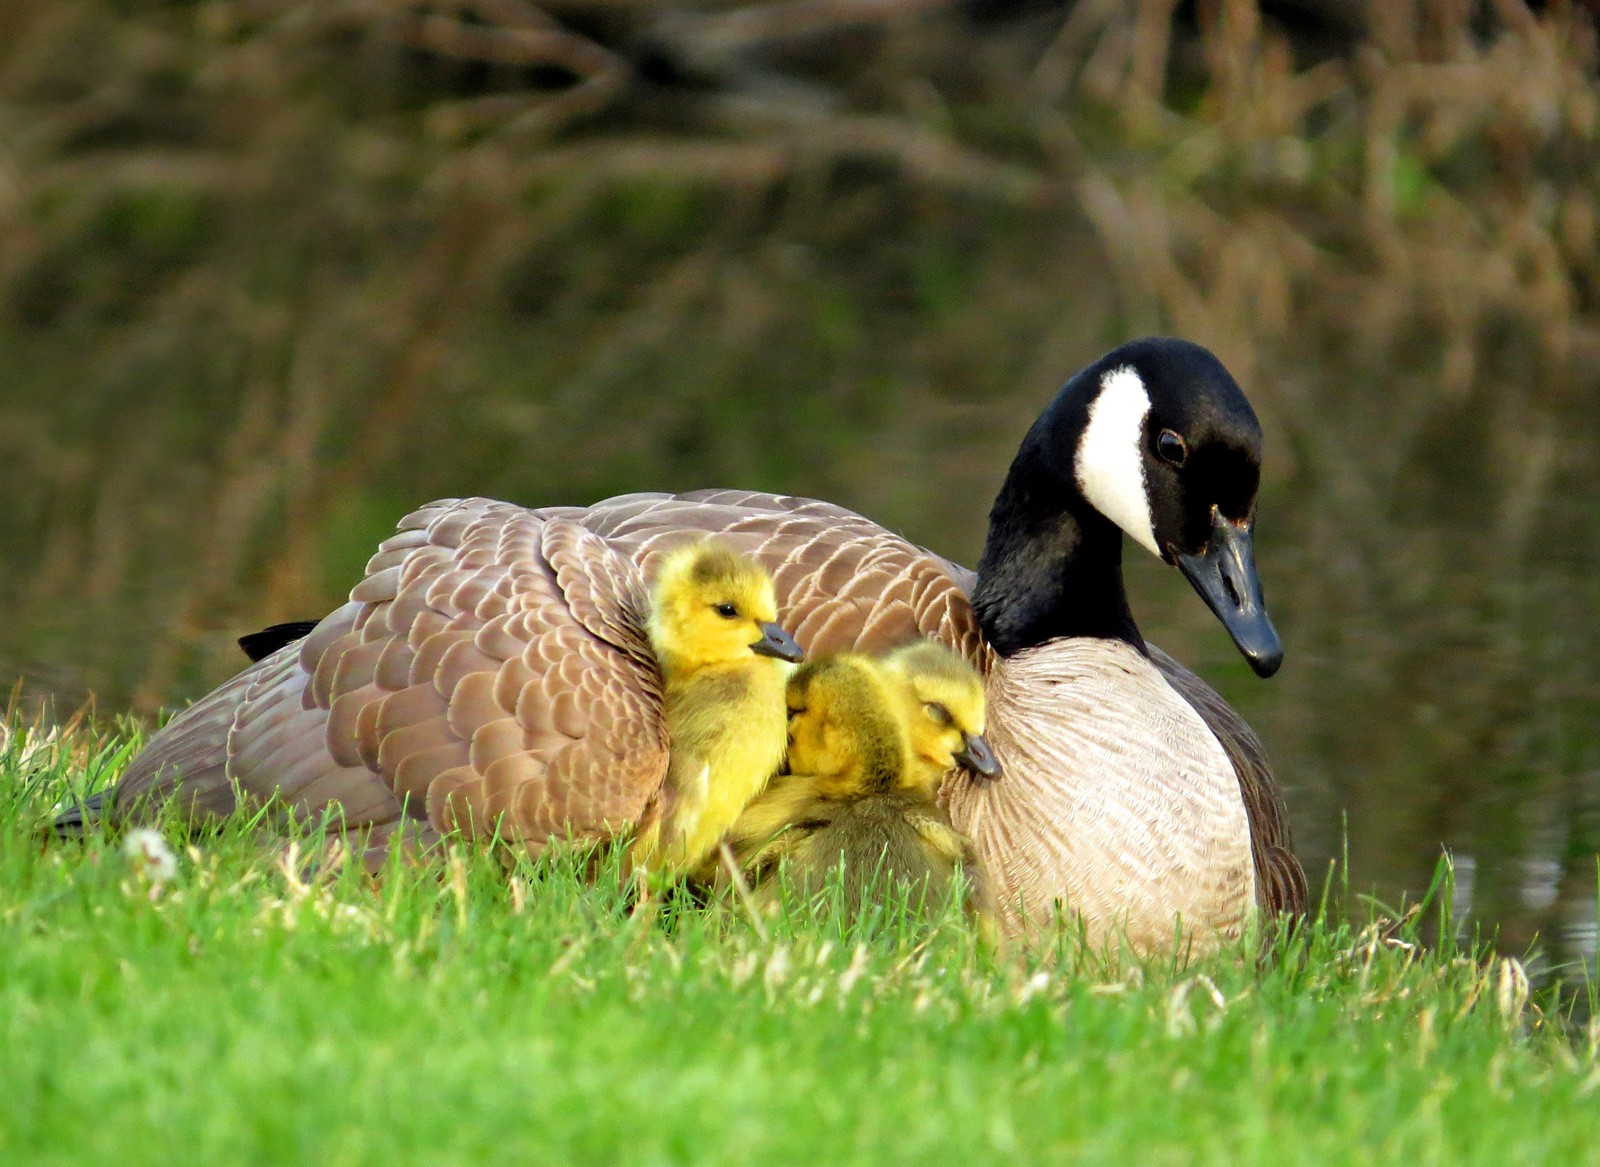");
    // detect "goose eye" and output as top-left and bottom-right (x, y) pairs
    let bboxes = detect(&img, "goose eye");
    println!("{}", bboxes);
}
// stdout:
(714, 602), (738, 618)
(924, 702), (952, 726)
(1156, 429), (1188, 467)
